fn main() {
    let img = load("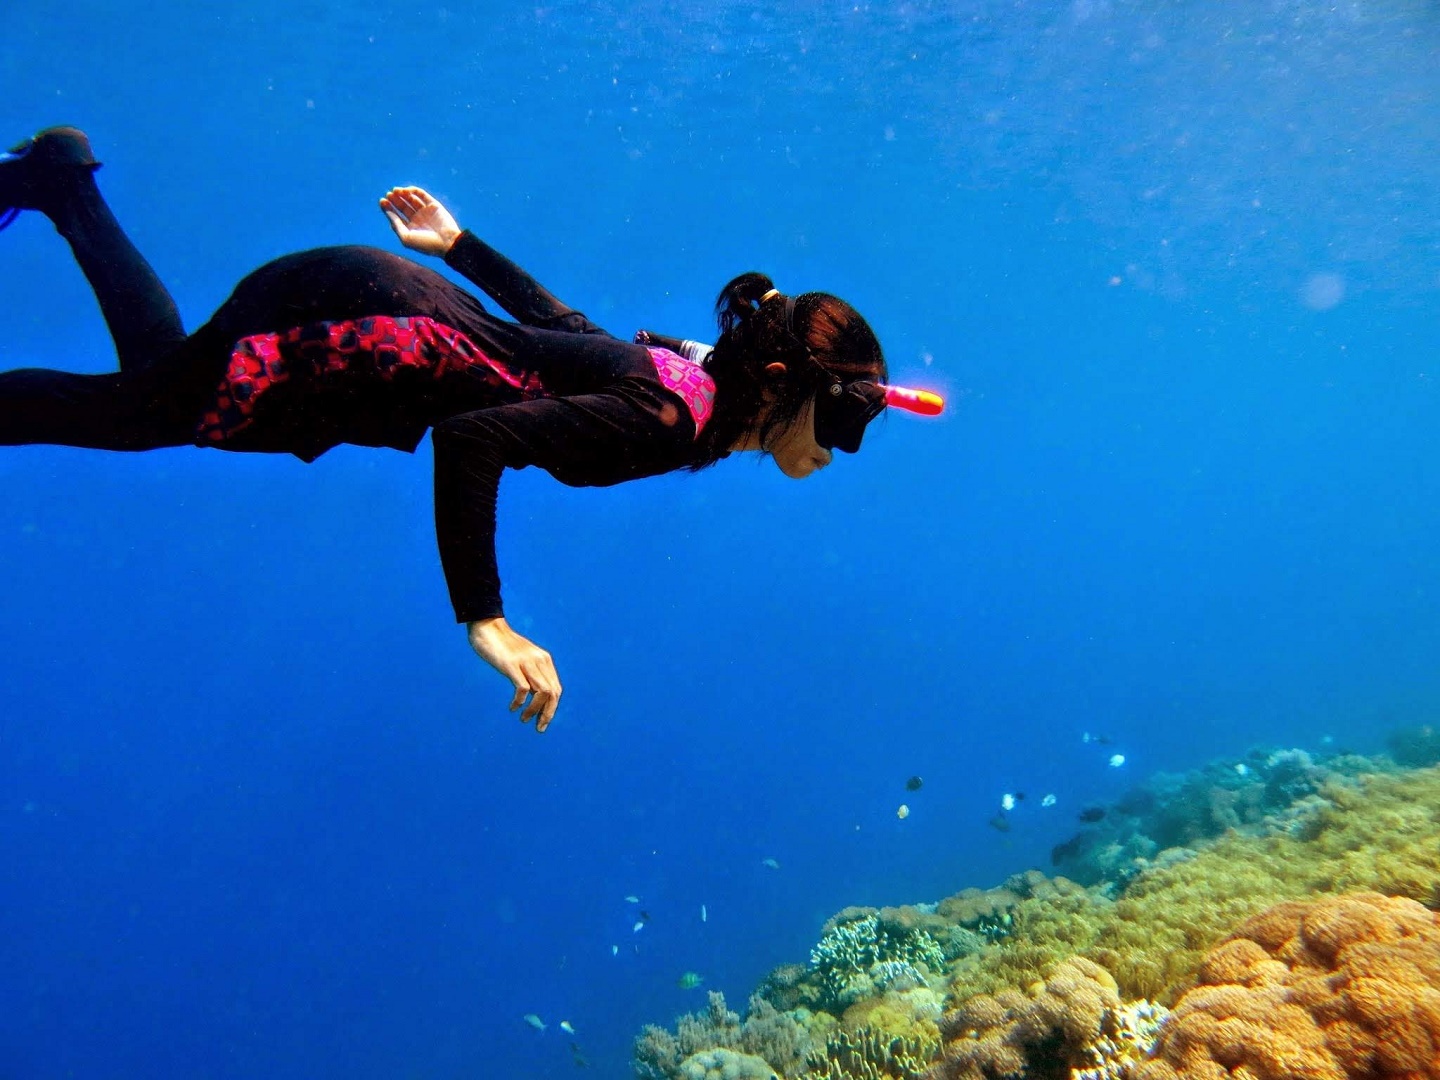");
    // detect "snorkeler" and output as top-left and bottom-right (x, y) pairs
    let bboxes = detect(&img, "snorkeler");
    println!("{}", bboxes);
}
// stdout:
(0, 126), (942, 731)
